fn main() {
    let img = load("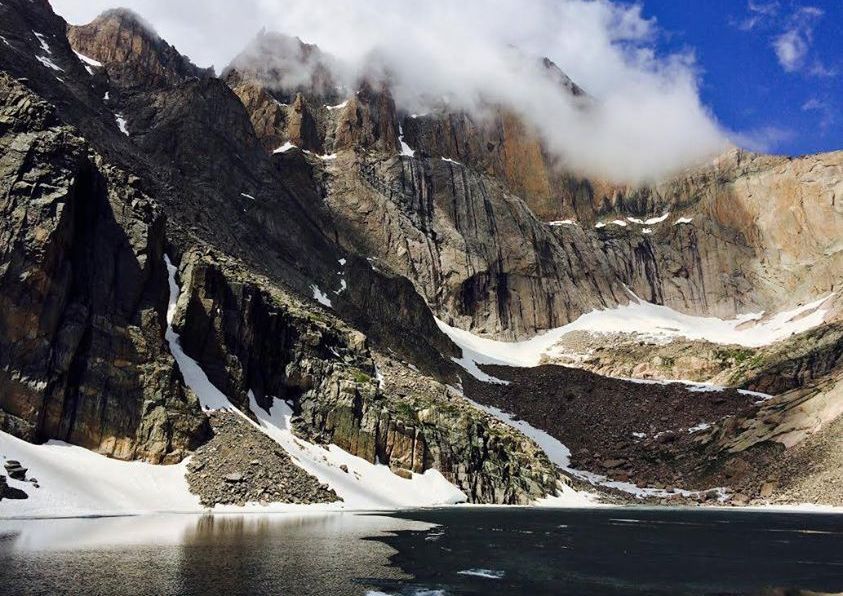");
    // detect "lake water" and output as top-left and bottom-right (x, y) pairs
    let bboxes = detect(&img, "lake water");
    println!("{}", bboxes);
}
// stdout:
(1, 508), (842, 595)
